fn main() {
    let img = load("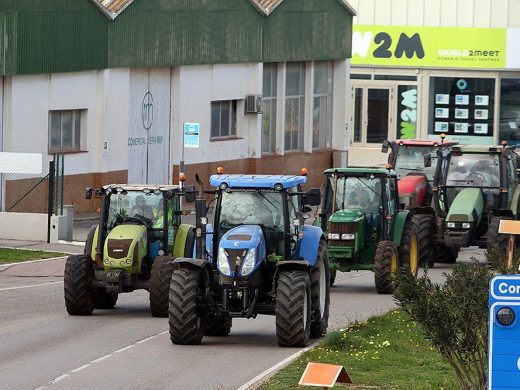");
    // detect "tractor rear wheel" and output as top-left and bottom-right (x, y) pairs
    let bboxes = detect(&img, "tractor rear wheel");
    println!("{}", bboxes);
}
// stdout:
(204, 314), (232, 336)
(374, 241), (398, 294)
(149, 256), (175, 317)
(411, 214), (435, 268)
(169, 267), (206, 345)
(93, 288), (118, 309)
(329, 269), (337, 287)
(310, 240), (330, 338)
(487, 216), (510, 249)
(64, 255), (95, 315)
(399, 220), (419, 278)
(276, 270), (311, 347)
